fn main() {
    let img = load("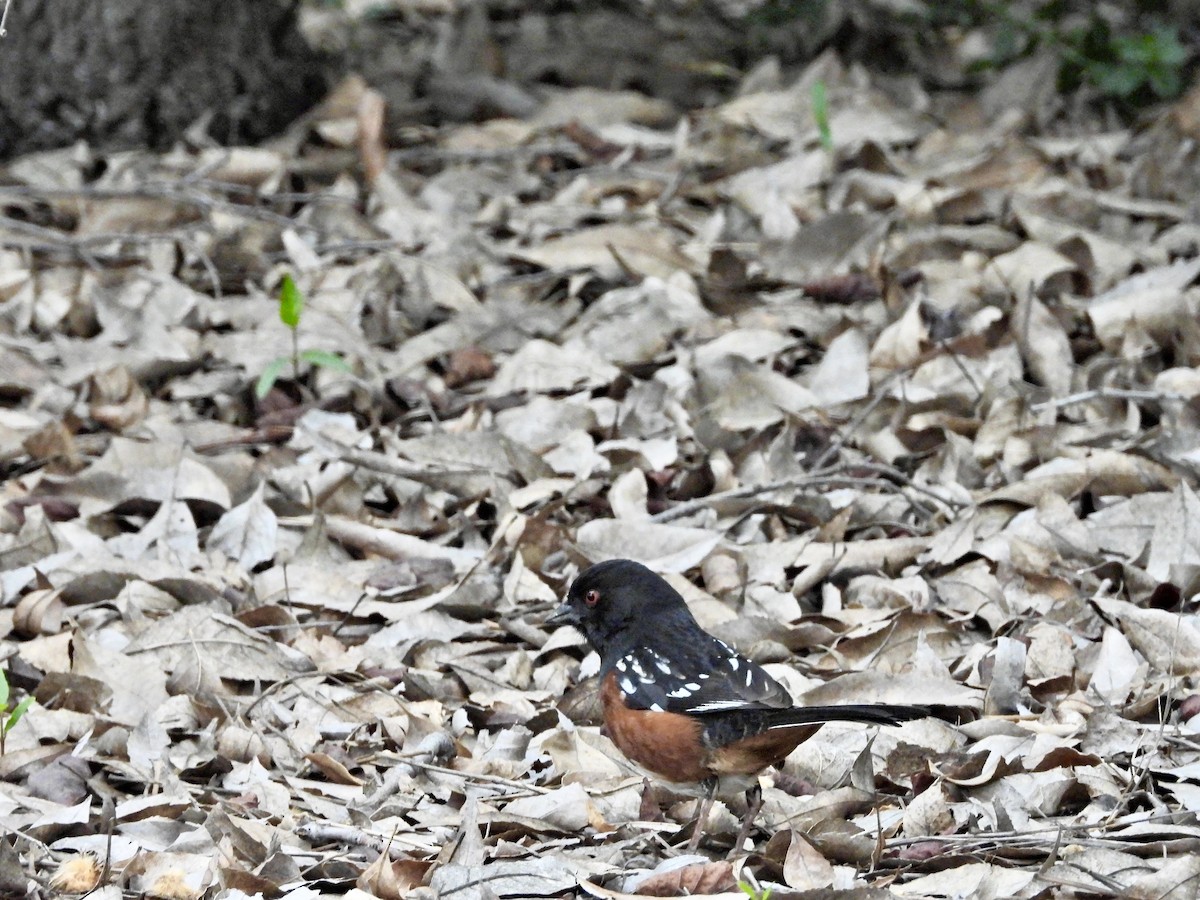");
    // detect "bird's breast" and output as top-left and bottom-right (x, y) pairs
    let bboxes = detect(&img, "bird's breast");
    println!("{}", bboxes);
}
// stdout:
(600, 672), (710, 783)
